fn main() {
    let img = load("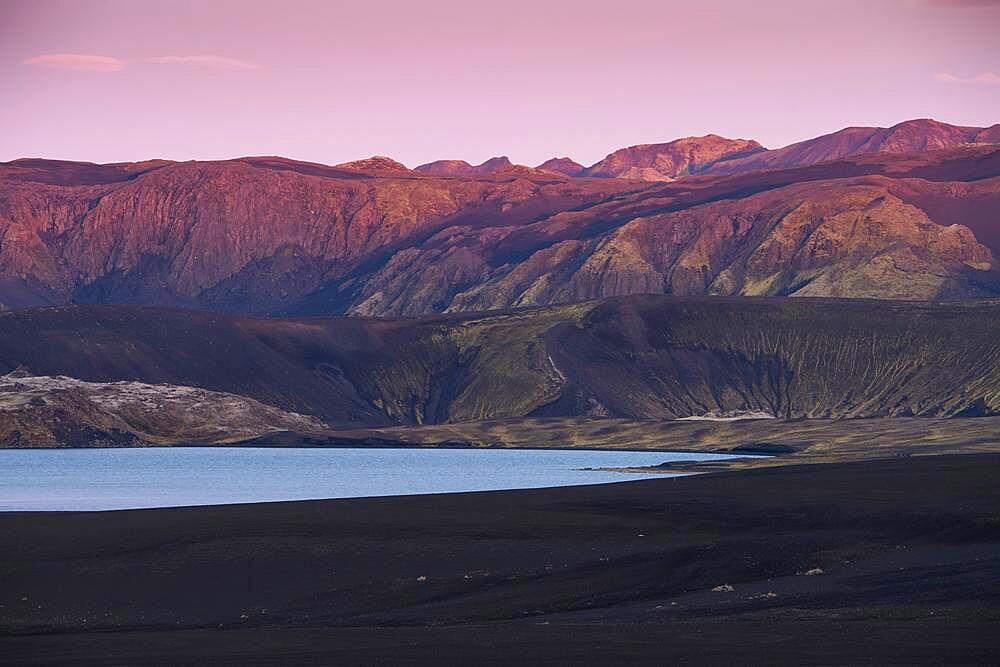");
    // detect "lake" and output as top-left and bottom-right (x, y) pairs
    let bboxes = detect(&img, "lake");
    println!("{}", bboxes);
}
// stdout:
(0, 447), (746, 512)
